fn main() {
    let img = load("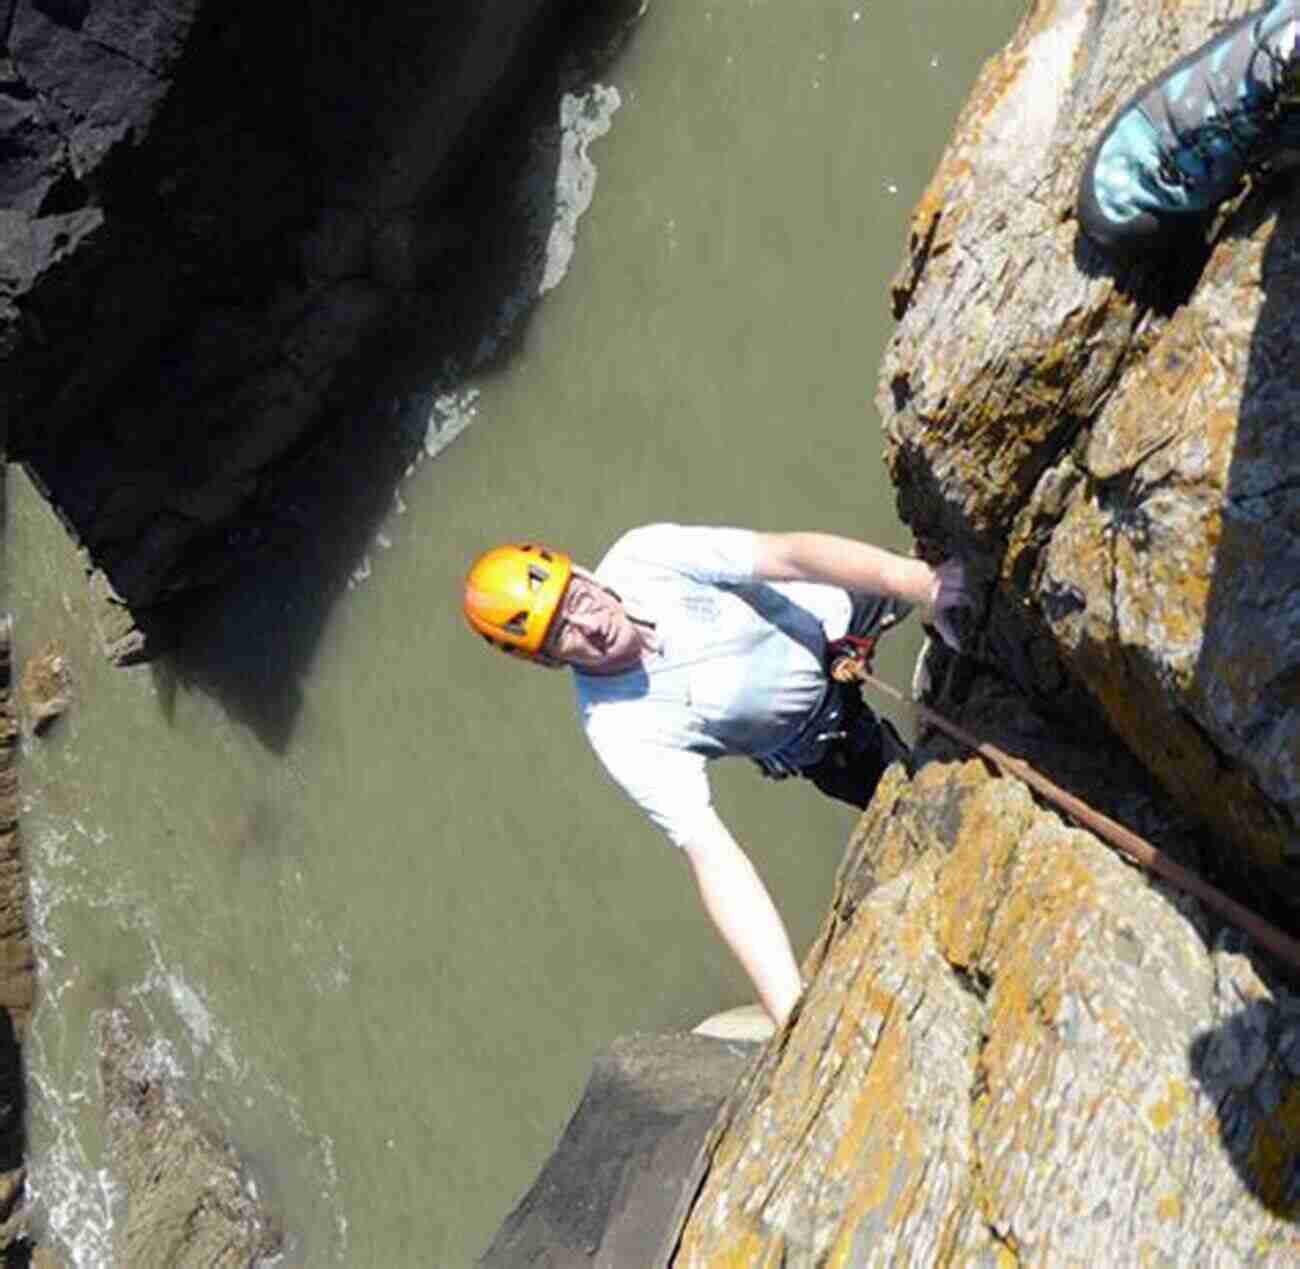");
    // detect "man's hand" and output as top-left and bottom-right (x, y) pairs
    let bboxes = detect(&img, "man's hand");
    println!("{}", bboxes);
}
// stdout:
(929, 558), (975, 651)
